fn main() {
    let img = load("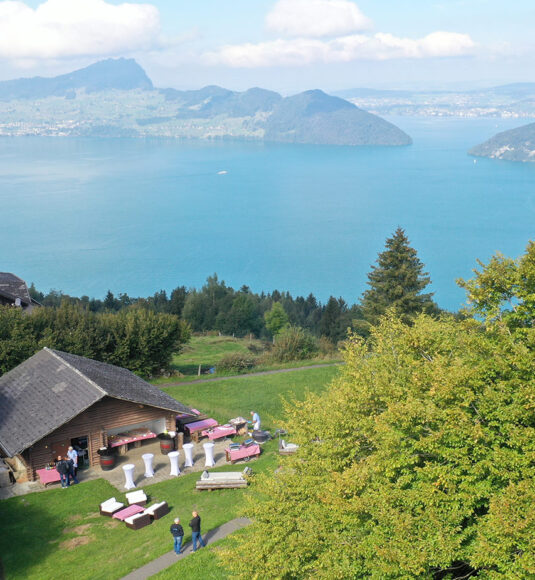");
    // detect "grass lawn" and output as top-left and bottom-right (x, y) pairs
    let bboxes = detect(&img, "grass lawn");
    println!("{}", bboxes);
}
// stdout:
(0, 365), (338, 579)
(0, 445), (277, 580)
(150, 335), (341, 384)
(162, 365), (339, 427)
